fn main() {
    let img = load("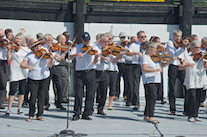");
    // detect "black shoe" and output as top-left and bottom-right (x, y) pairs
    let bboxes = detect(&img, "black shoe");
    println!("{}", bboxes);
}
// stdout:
(97, 111), (106, 116)
(126, 102), (132, 106)
(82, 115), (92, 120)
(170, 112), (176, 115)
(133, 106), (139, 110)
(72, 115), (80, 121)
(56, 105), (66, 110)
(22, 102), (28, 106)
(44, 104), (50, 110)
(0, 104), (5, 109)
(161, 100), (167, 104)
